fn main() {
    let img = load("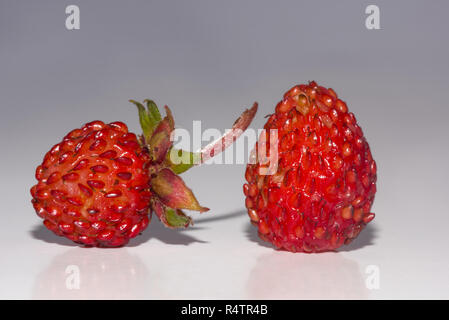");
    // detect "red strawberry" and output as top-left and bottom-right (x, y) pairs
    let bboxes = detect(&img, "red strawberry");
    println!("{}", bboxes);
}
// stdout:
(31, 99), (257, 247)
(244, 82), (376, 252)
